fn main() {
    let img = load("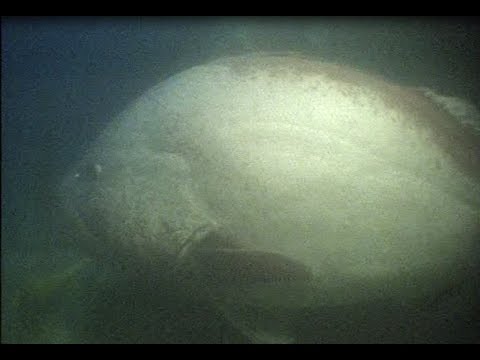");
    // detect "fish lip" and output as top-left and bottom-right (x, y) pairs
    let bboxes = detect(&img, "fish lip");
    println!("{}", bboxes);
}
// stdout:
(173, 224), (225, 277)
(173, 225), (314, 288)
(176, 224), (221, 260)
